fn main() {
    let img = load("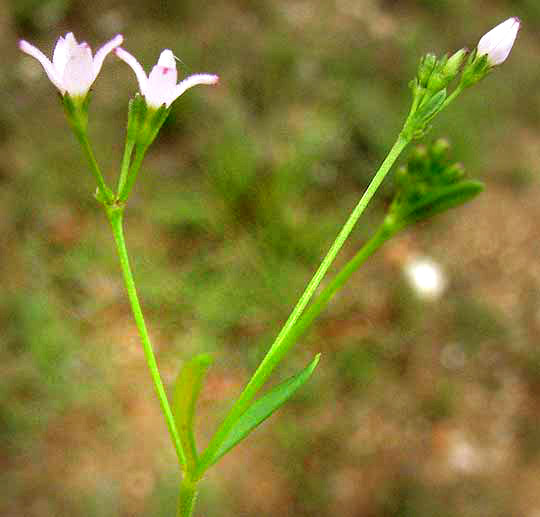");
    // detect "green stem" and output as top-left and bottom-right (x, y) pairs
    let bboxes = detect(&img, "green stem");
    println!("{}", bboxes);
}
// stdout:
(117, 138), (136, 198)
(197, 133), (410, 476)
(281, 222), (397, 352)
(106, 205), (186, 469)
(118, 145), (147, 202)
(74, 130), (114, 205)
(441, 84), (465, 111)
(177, 477), (198, 517)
